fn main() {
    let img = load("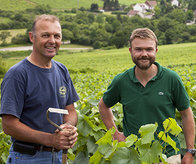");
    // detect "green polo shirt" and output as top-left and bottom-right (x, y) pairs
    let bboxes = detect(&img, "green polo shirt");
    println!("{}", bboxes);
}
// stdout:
(103, 62), (190, 157)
